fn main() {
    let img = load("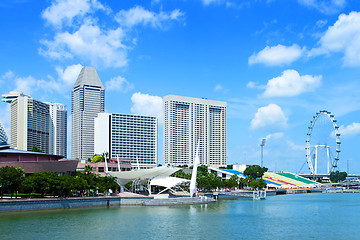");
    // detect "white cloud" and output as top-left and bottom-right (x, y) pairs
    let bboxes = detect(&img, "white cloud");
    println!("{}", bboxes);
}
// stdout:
(13, 76), (38, 95)
(105, 76), (133, 92)
(40, 19), (128, 68)
(250, 104), (288, 130)
(311, 11), (360, 66)
(115, 6), (184, 28)
(316, 19), (328, 28)
(214, 83), (229, 93)
(298, 0), (346, 15)
(262, 132), (305, 152)
(264, 132), (284, 141)
(262, 69), (322, 98)
(246, 81), (256, 89)
(246, 81), (265, 89)
(214, 84), (223, 91)
(338, 122), (360, 137)
(249, 44), (305, 66)
(202, 0), (223, 5)
(56, 64), (83, 86)
(131, 92), (163, 123)
(40, 3), (184, 69)
(0, 67), (82, 95)
(42, 0), (108, 28)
